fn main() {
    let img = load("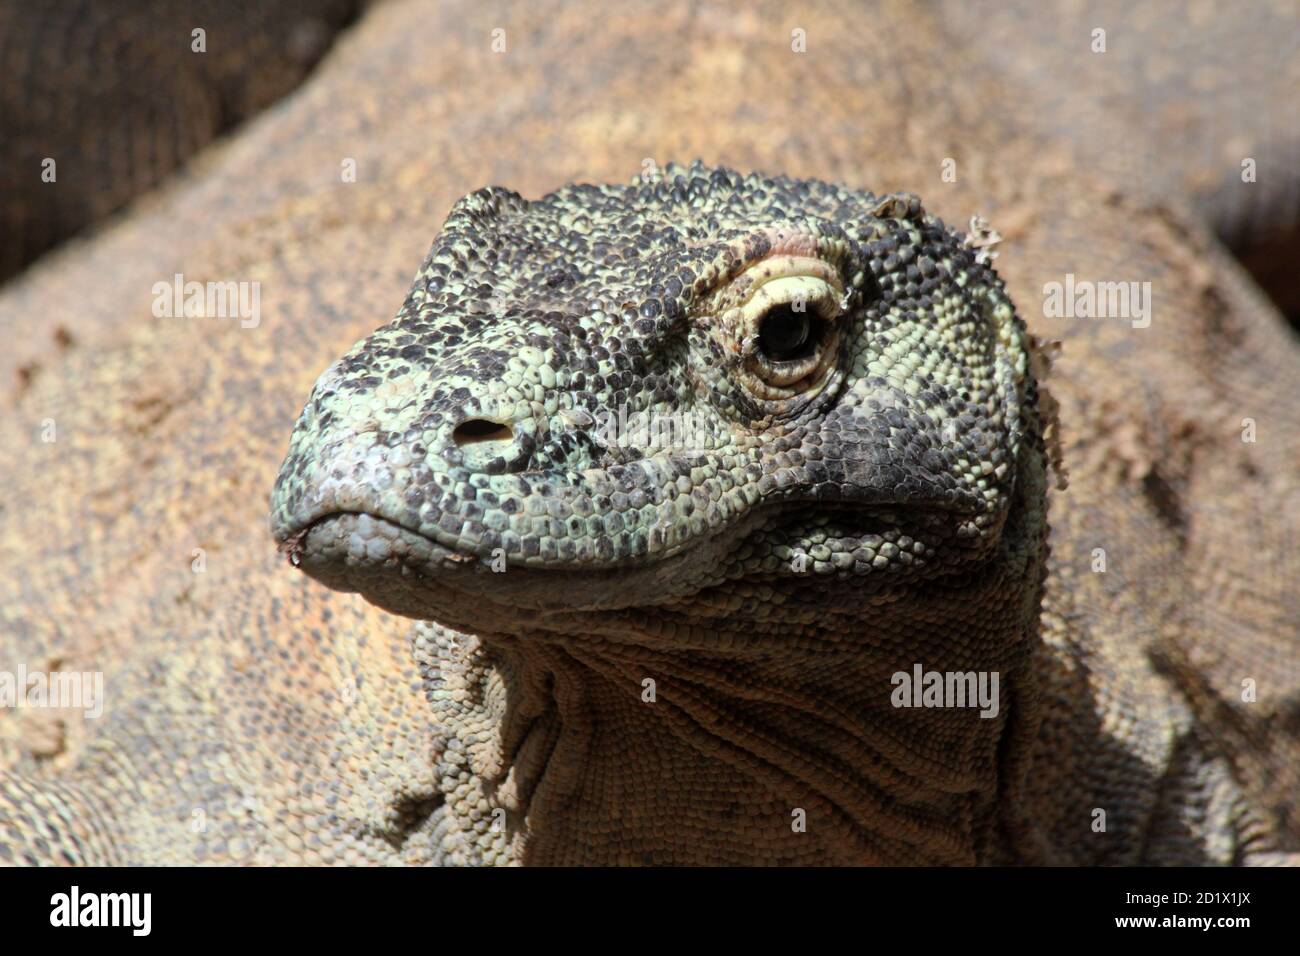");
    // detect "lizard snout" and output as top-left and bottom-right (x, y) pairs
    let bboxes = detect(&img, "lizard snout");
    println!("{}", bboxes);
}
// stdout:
(444, 411), (538, 474)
